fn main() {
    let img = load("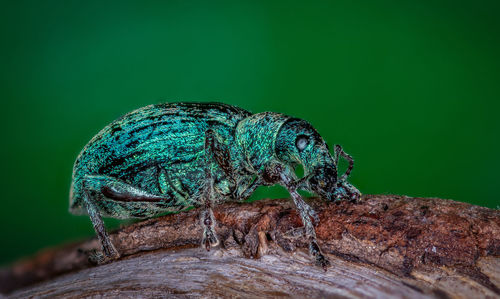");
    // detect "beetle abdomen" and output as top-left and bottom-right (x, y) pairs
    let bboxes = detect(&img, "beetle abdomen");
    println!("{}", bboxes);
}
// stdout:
(70, 102), (251, 212)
